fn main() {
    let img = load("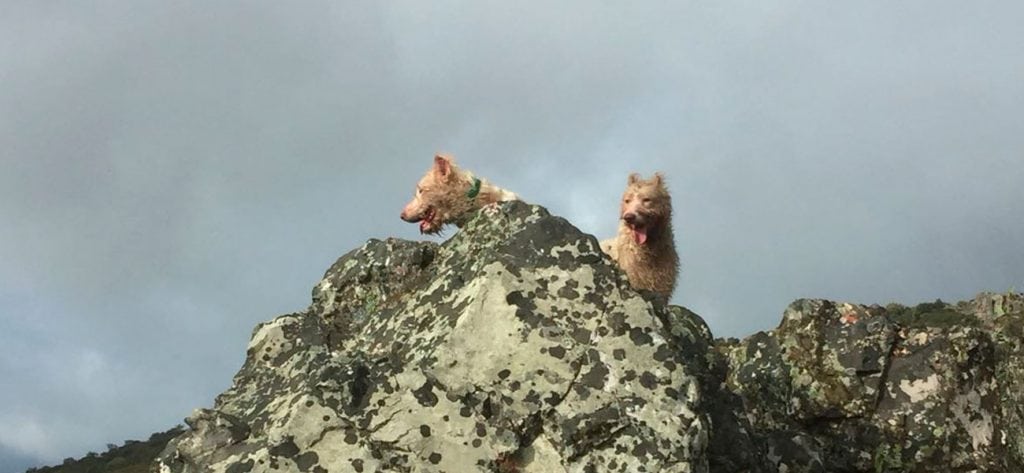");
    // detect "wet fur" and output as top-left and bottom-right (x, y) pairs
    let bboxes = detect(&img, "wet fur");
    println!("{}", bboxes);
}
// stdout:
(400, 154), (519, 234)
(600, 172), (679, 299)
